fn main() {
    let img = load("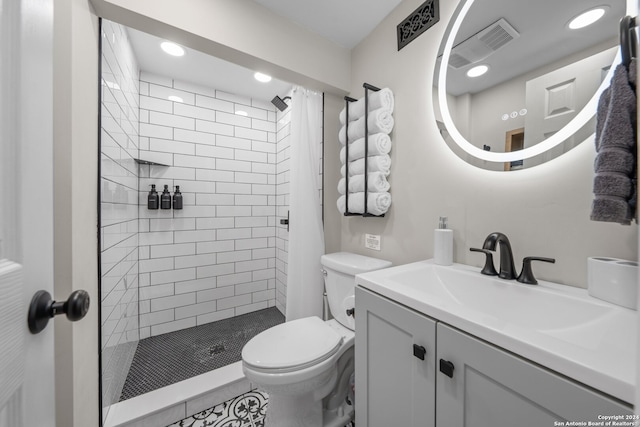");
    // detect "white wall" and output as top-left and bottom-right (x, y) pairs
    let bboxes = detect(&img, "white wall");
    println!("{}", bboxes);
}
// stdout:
(328, 0), (638, 288)
(323, 94), (345, 255)
(89, 0), (350, 95)
(137, 72), (278, 337)
(53, 1), (100, 426)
